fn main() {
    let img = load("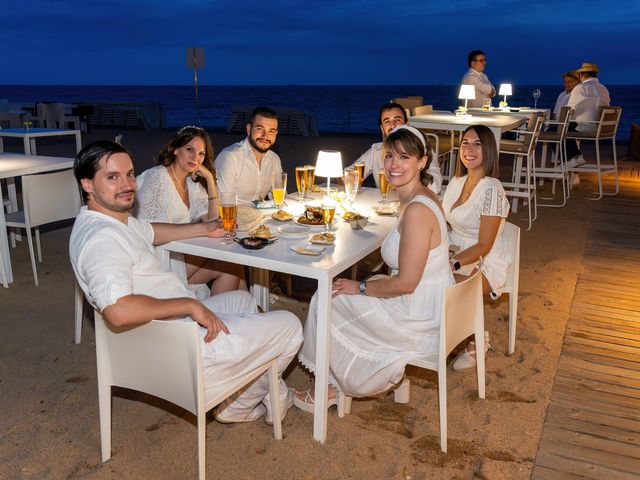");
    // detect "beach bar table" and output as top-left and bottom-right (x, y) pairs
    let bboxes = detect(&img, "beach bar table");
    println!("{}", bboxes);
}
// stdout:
(0, 128), (82, 156)
(0, 153), (75, 284)
(467, 107), (550, 119)
(158, 188), (396, 442)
